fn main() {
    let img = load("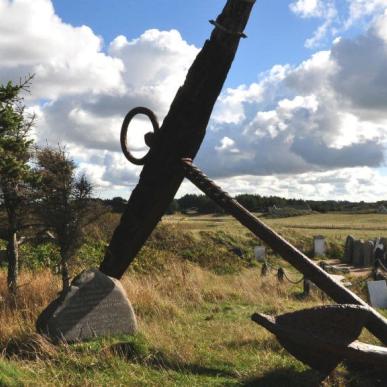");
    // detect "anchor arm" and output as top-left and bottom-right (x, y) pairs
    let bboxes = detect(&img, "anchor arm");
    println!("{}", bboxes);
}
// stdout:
(181, 159), (387, 345)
